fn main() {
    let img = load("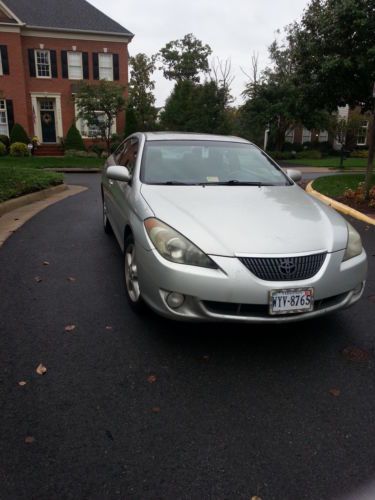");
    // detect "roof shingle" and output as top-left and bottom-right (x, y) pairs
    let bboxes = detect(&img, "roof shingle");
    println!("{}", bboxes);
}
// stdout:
(2, 0), (133, 36)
